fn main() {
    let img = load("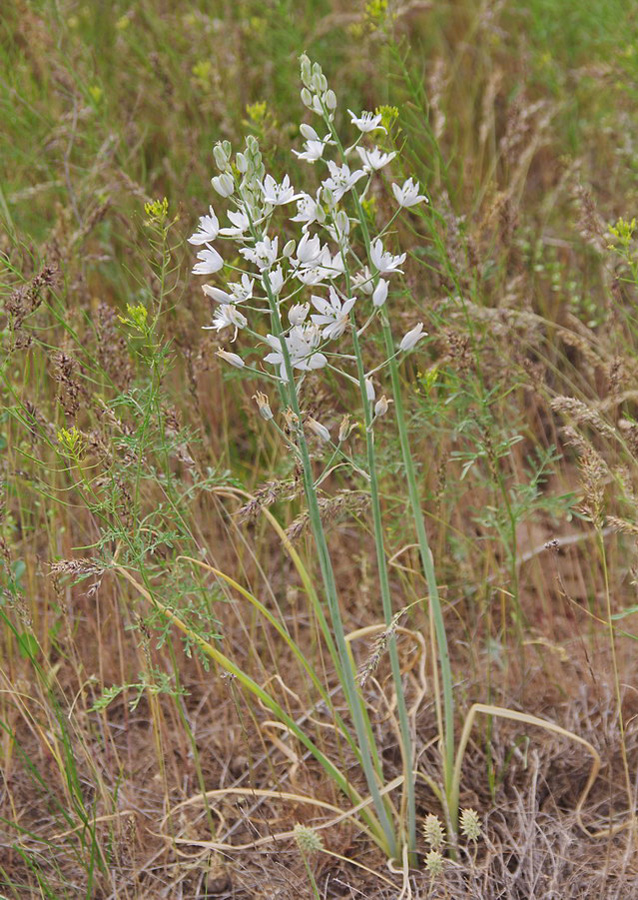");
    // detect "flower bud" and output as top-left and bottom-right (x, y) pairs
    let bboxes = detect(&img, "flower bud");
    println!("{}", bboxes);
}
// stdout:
(324, 90), (337, 111)
(365, 377), (375, 402)
(300, 123), (319, 141)
(374, 396), (391, 418)
(213, 141), (231, 171)
(216, 349), (244, 368)
(321, 186), (335, 208)
(399, 322), (426, 352)
(283, 239), (296, 257)
(299, 54), (312, 86)
(253, 391), (273, 421)
(235, 152), (248, 173)
(306, 416), (330, 443)
(372, 279), (388, 308)
(211, 173), (234, 197)
(300, 87), (313, 108)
